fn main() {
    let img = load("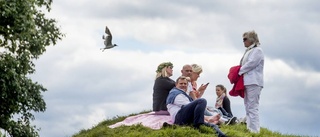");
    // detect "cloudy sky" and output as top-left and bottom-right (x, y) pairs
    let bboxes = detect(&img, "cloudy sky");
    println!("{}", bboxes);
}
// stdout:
(29, 0), (320, 137)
